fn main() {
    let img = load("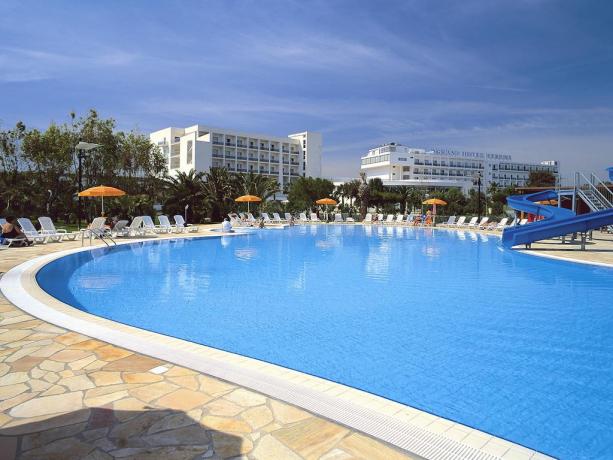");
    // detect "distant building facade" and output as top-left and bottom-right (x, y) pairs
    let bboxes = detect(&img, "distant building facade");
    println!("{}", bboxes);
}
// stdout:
(360, 143), (559, 192)
(150, 125), (322, 189)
